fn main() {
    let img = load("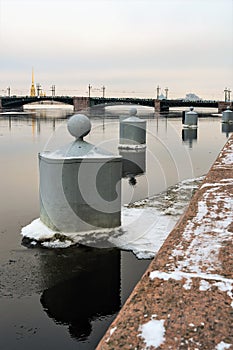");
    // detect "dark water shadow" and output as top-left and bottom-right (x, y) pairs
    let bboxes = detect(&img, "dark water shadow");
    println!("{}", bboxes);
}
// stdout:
(40, 246), (121, 341)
